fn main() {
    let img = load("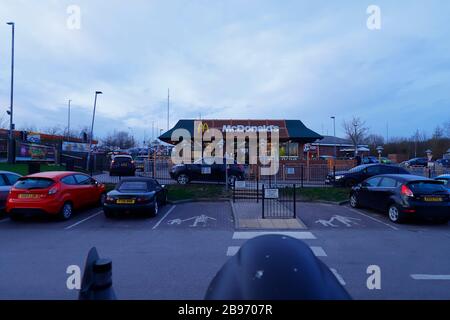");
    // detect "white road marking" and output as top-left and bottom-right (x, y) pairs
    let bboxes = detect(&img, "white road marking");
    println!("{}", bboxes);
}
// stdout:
(0, 218), (9, 224)
(411, 274), (450, 280)
(232, 231), (316, 240)
(64, 211), (102, 230)
(348, 208), (399, 230)
(226, 246), (240, 256)
(310, 246), (327, 257)
(152, 205), (176, 229)
(330, 268), (346, 286)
